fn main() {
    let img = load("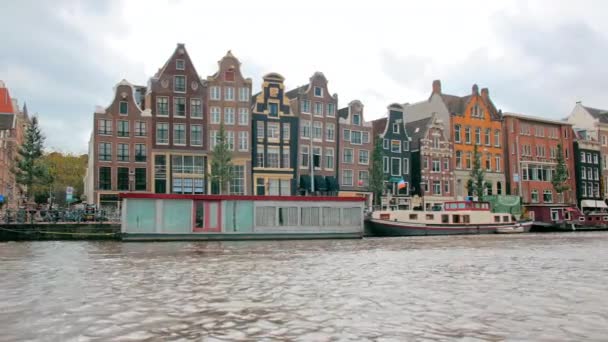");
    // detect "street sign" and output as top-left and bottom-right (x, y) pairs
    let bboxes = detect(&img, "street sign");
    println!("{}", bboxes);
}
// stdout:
(0, 195), (4, 203)
(66, 186), (74, 202)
